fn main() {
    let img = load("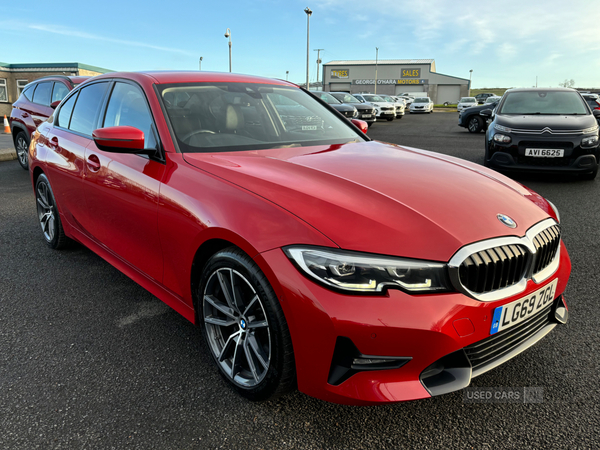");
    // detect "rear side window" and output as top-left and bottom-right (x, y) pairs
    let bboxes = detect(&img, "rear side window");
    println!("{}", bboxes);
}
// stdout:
(69, 82), (109, 136)
(52, 83), (70, 104)
(57, 93), (78, 129)
(21, 85), (34, 101)
(32, 82), (52, 106)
